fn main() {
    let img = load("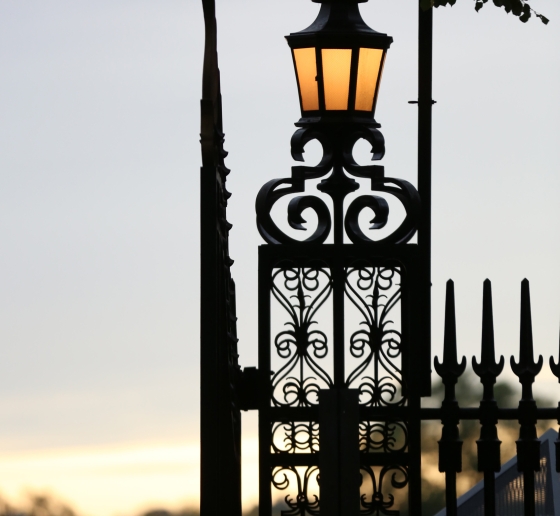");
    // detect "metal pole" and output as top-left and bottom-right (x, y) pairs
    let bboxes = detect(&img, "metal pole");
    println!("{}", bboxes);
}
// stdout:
(418, 3), (433, 397)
